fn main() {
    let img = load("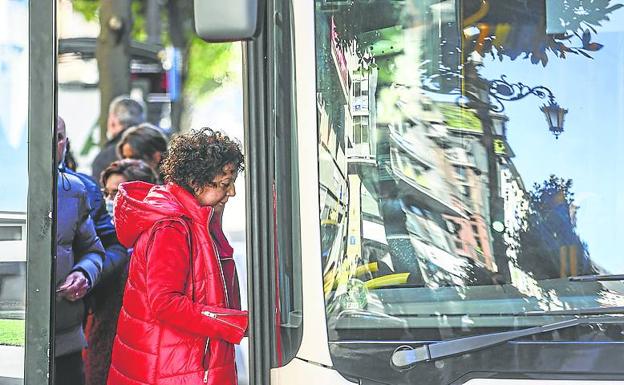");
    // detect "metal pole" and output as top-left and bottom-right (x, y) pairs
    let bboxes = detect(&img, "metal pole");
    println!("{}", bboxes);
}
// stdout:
(25, 0), (56, 384)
